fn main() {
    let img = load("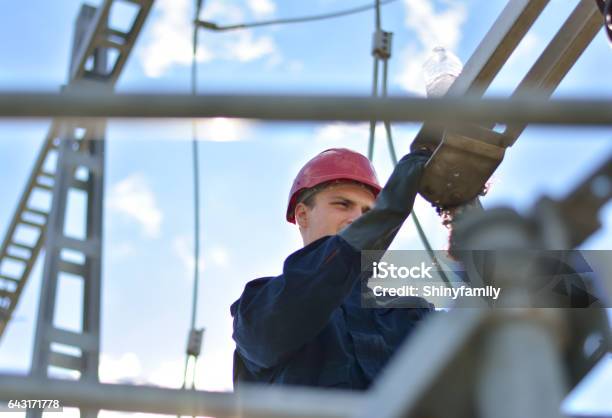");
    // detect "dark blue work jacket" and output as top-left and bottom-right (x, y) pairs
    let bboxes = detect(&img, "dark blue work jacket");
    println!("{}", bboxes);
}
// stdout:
(231, 235), (434, 390)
